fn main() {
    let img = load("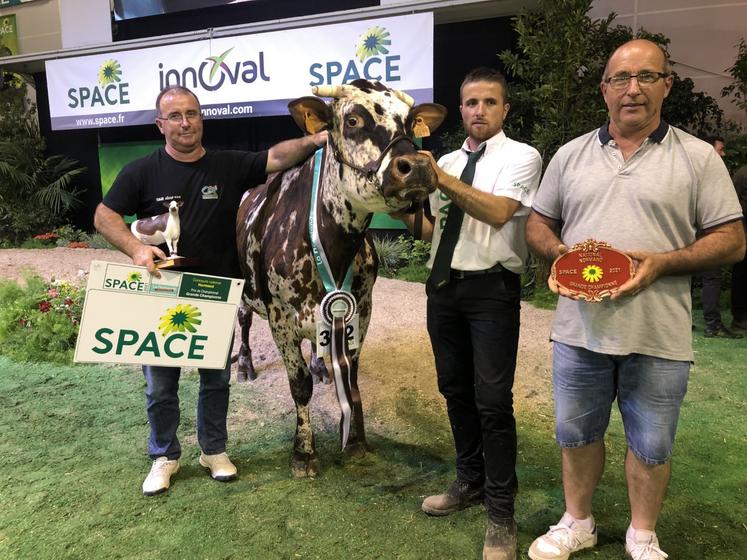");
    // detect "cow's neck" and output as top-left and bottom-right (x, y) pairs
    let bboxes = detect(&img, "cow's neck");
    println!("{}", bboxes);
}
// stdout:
(313, 154), (371, 285)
